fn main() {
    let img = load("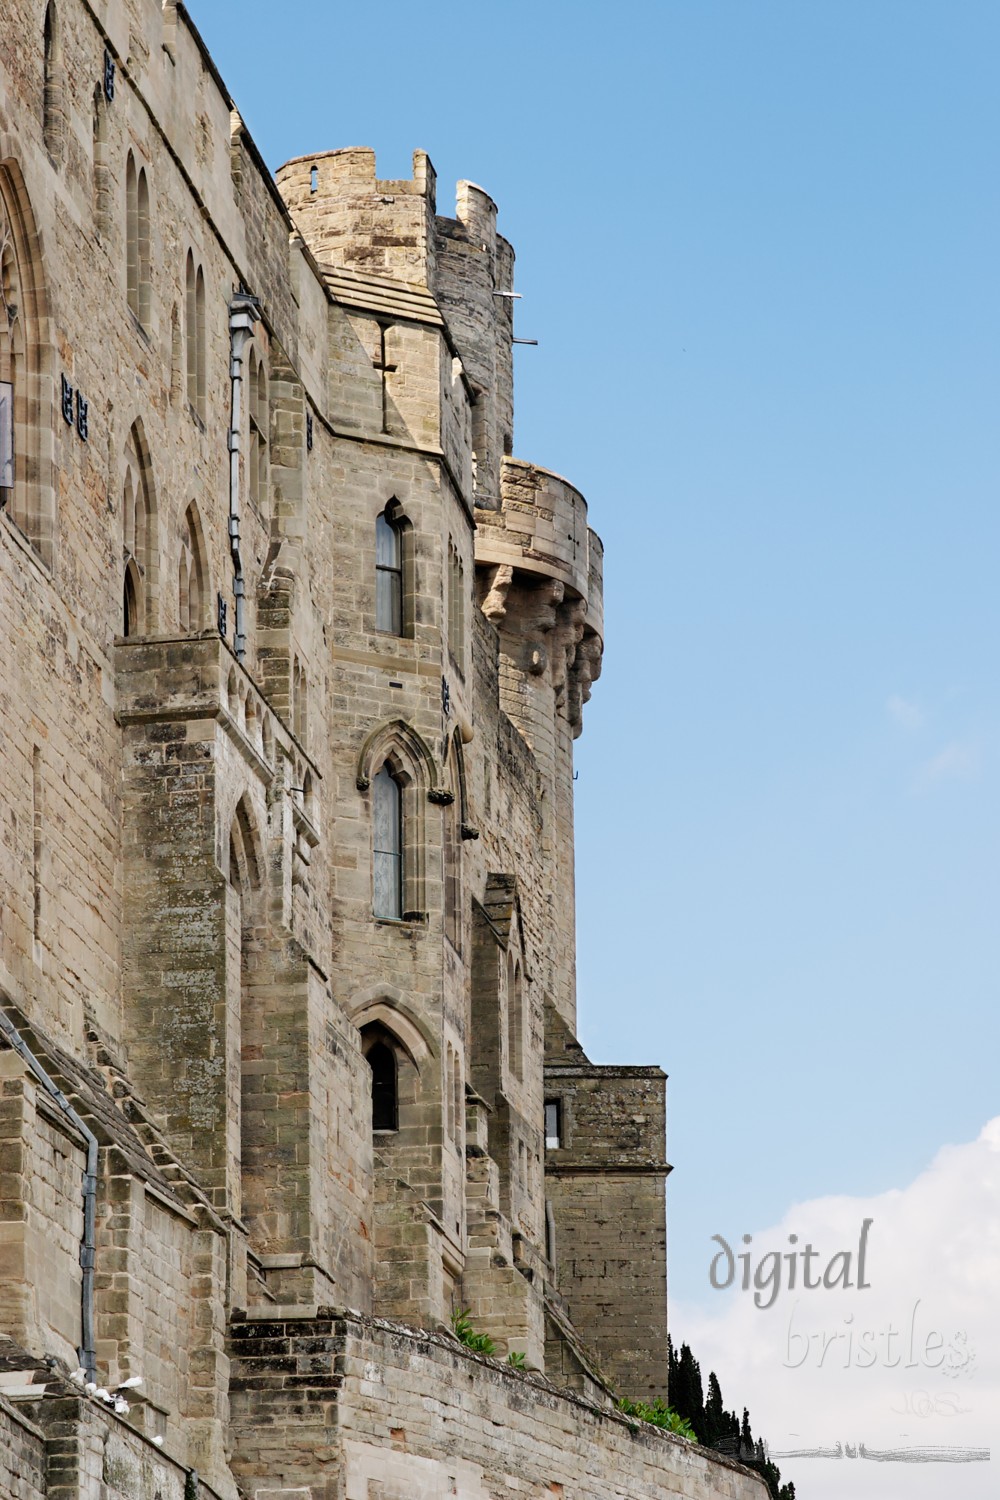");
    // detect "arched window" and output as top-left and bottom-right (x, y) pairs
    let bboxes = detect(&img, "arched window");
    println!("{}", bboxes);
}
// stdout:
(125, 154), (137, 314)
(185, 253), (197, 405)
(43, 3), (64, 160)
(448, 539), (465, 669)
(122, 562), (139, 637)
(507, 953), (523, 1081)
(195, 266), (206, 413)
(372, 763), (403, 919)
(120, 422), (156, 635)
(248, 347), (267, 513)
(178, 502), (207, 631)
(0, 168), (54, 560)
(186, 254), (207, 415)
(229, 796), (262, 895)
(375, 503), (404, 635)
(368, 1040), (398, 1131)
(0, 214), (24, 517)
(126, 153), (151, 325)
